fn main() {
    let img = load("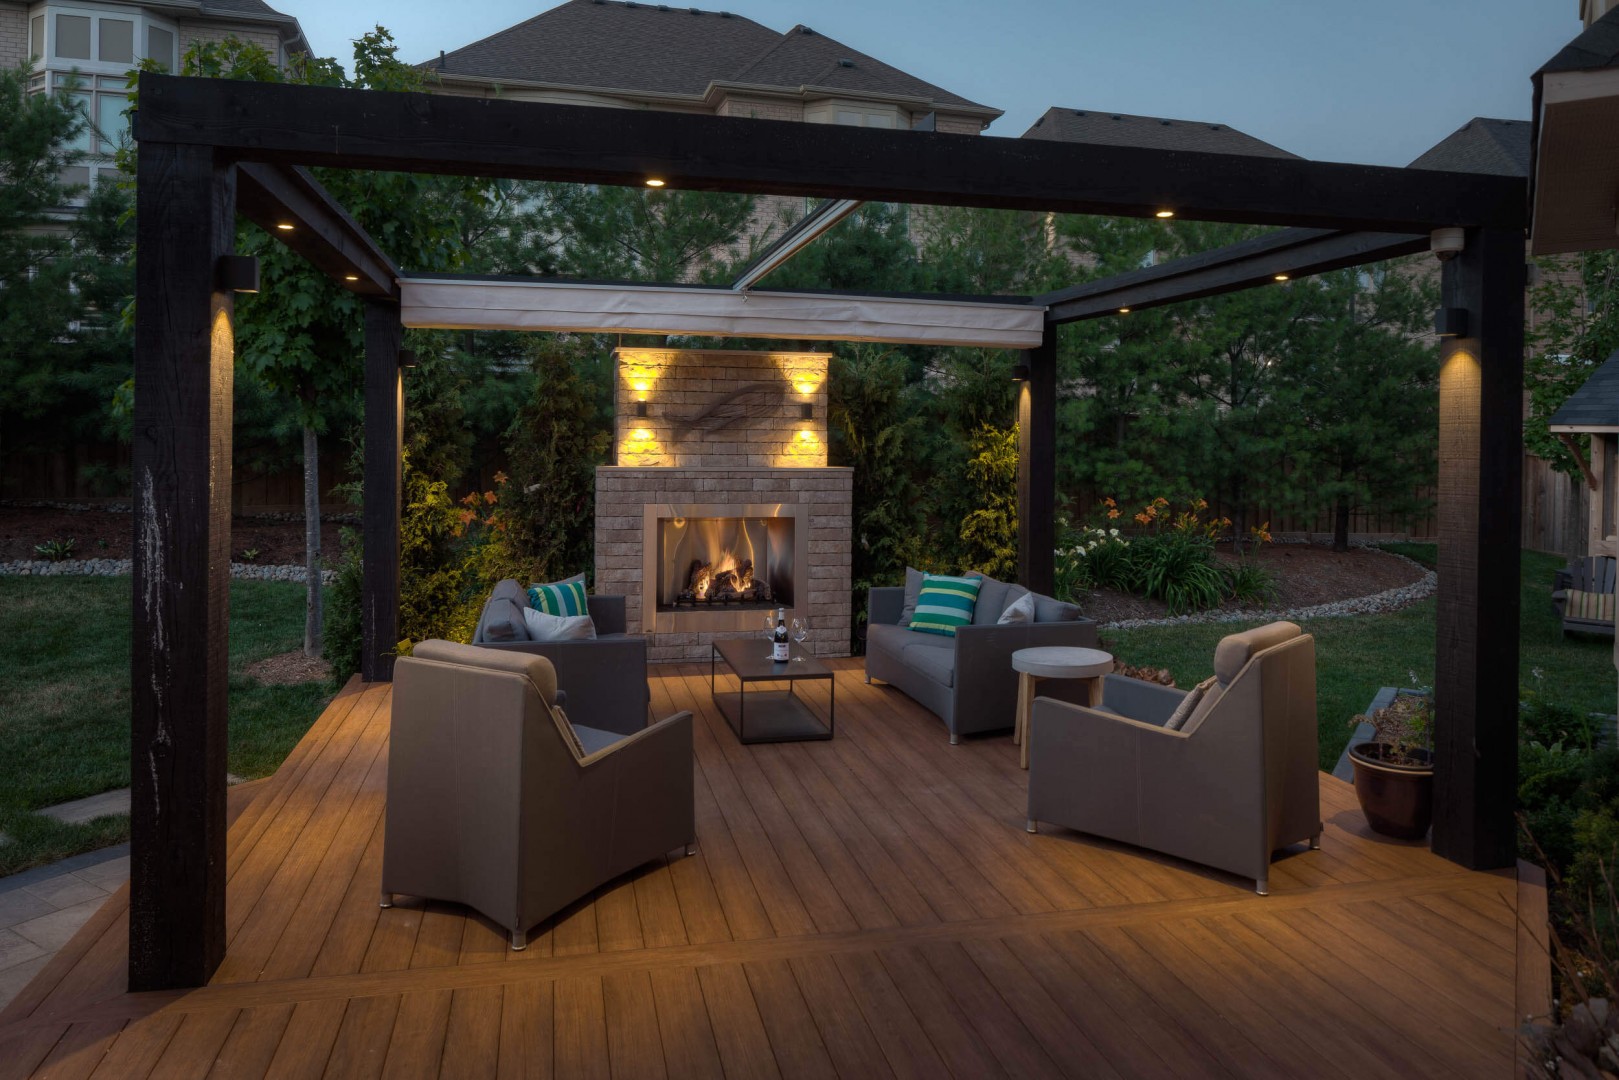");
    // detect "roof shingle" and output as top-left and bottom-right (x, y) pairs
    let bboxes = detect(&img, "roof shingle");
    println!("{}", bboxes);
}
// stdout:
(1020, 107), (1299, 158)
(1550, 350), (1619, 429)
(1407, 117), (1530, 176)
